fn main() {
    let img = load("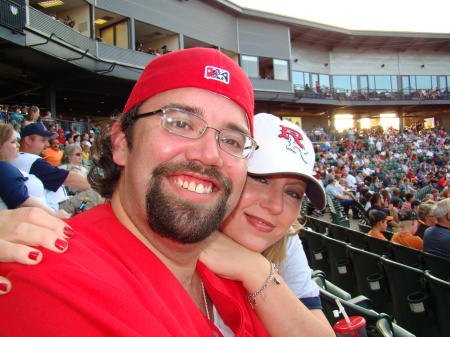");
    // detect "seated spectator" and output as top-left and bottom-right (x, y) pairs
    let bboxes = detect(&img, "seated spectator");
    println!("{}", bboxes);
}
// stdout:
(65, 133), (74, 146)
(416, 201), (436, 239)
(11, 124), (91, 213)
(423, 199), (450, 258)
(44, 139), (63, 166)
(389, 188), (403, 208)
(389, 198), (401, 228)
(0, 124), (69, 219)
(81, 144), (90, 160)
(55, 129), (66, 146)
(325, 179), (358, 219)
(401, 192), (415, 210)
(391, 210), (423, 250)
(22, 105), (40, 128)
(367, 193), (400, 230)
(411, 199), (421, 212)
(367, 210), (390, 240)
